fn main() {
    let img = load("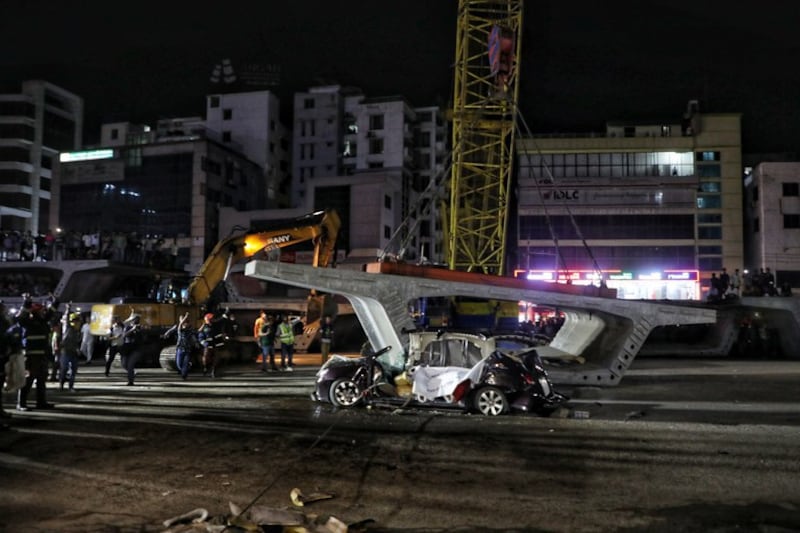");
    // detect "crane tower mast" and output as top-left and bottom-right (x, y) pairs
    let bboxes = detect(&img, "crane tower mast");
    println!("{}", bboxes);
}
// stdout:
(447, 0), (523, 274)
